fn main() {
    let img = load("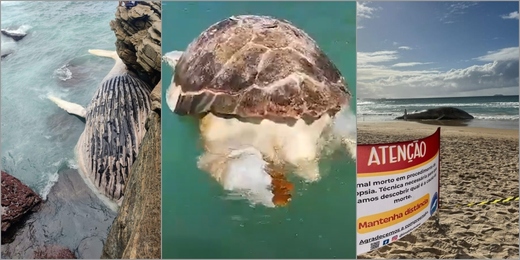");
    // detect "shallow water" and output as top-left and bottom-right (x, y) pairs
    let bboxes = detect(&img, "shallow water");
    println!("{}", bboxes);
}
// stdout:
(161, 2), (357, 258)
(1, 1), (117, 199)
